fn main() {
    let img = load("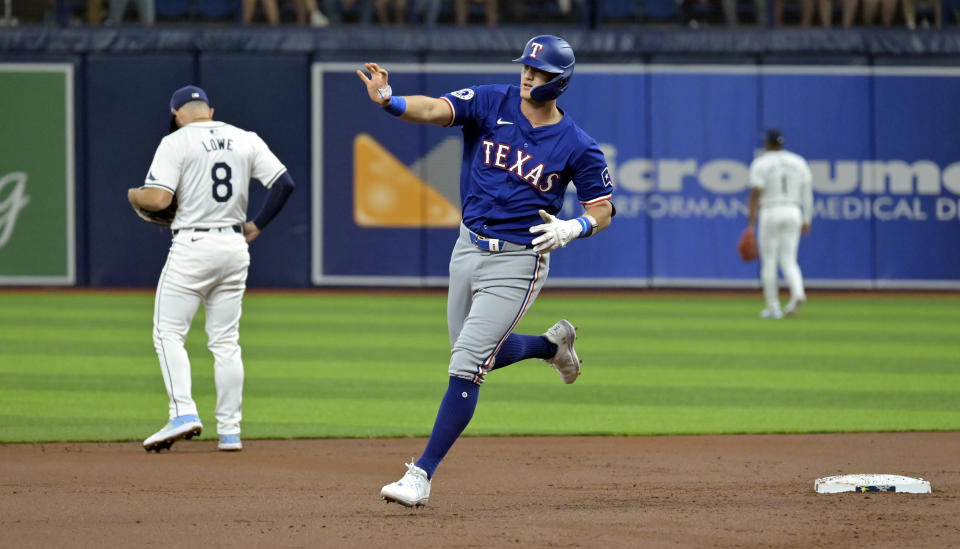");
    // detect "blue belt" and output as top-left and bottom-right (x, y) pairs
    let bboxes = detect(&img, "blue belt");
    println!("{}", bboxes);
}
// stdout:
(173, 224), (242, 235)
(468, 230), (530, 253)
